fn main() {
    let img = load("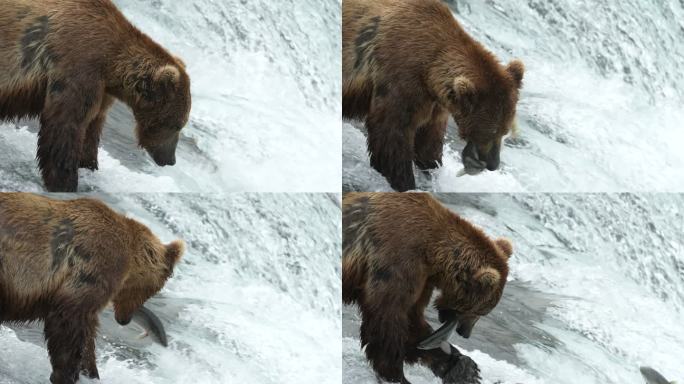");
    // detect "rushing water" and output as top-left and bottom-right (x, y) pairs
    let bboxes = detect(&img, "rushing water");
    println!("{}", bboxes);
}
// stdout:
(343, 0), (684, 192)
(343, 193), (684, 384)
(0, 193), (341, 384)
(0, 0), (341, 193)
